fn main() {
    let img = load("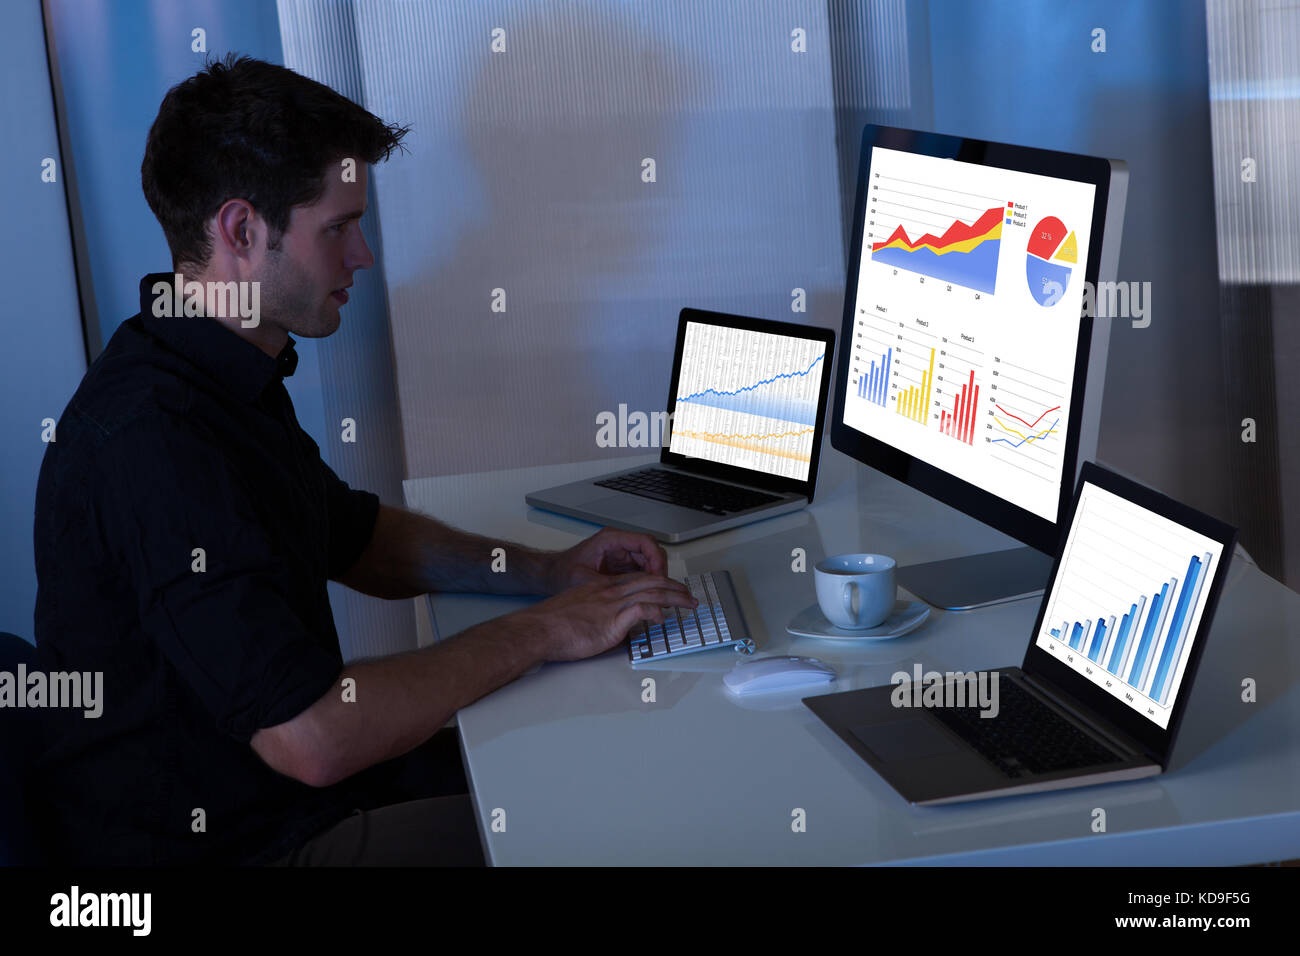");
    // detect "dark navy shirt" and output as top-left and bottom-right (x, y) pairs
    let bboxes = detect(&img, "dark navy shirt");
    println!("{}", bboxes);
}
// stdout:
(33, 273), (387, 865)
